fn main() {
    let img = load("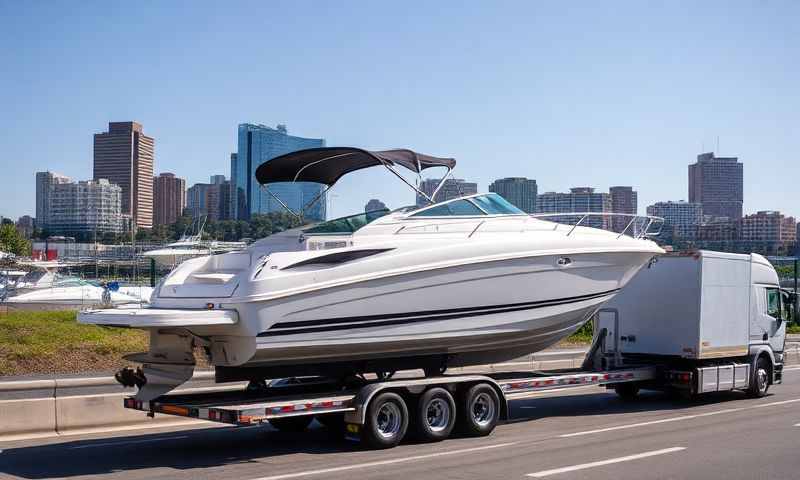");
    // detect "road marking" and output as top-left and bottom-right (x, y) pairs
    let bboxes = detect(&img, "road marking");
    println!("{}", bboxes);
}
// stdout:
(560, 397), (800, 438)
(69, 435), (189, 449)
(783, 366), (800, 372)
(794, 423), (800, 427)
(250, 442), (518, 480)
(526, 446), (685, 477)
